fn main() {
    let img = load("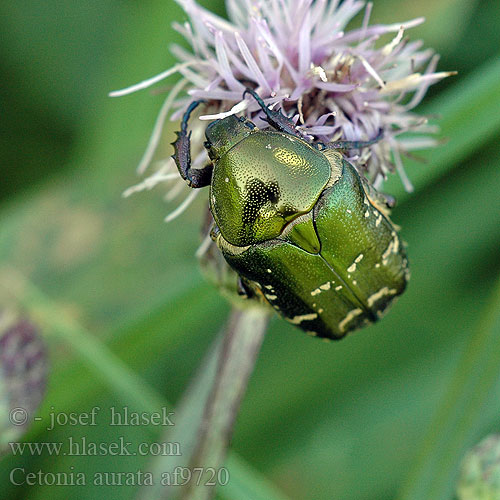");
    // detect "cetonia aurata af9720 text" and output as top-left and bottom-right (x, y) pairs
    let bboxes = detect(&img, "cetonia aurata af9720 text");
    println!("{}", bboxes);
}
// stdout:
(172, 89), (409, 340)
